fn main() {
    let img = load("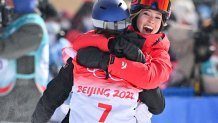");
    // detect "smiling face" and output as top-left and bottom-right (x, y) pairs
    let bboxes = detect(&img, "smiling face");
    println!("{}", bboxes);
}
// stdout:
(136, 9), (162, 34)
